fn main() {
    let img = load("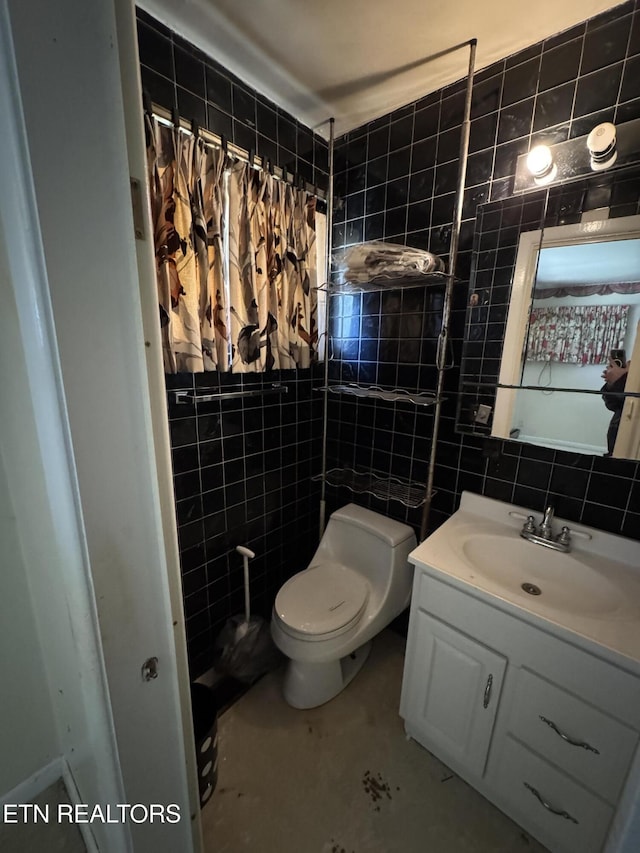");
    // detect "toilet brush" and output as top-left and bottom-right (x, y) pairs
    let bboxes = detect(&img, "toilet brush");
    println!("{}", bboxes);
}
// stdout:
(213, 545), (282, 683)
(236, 545), (255, 635)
